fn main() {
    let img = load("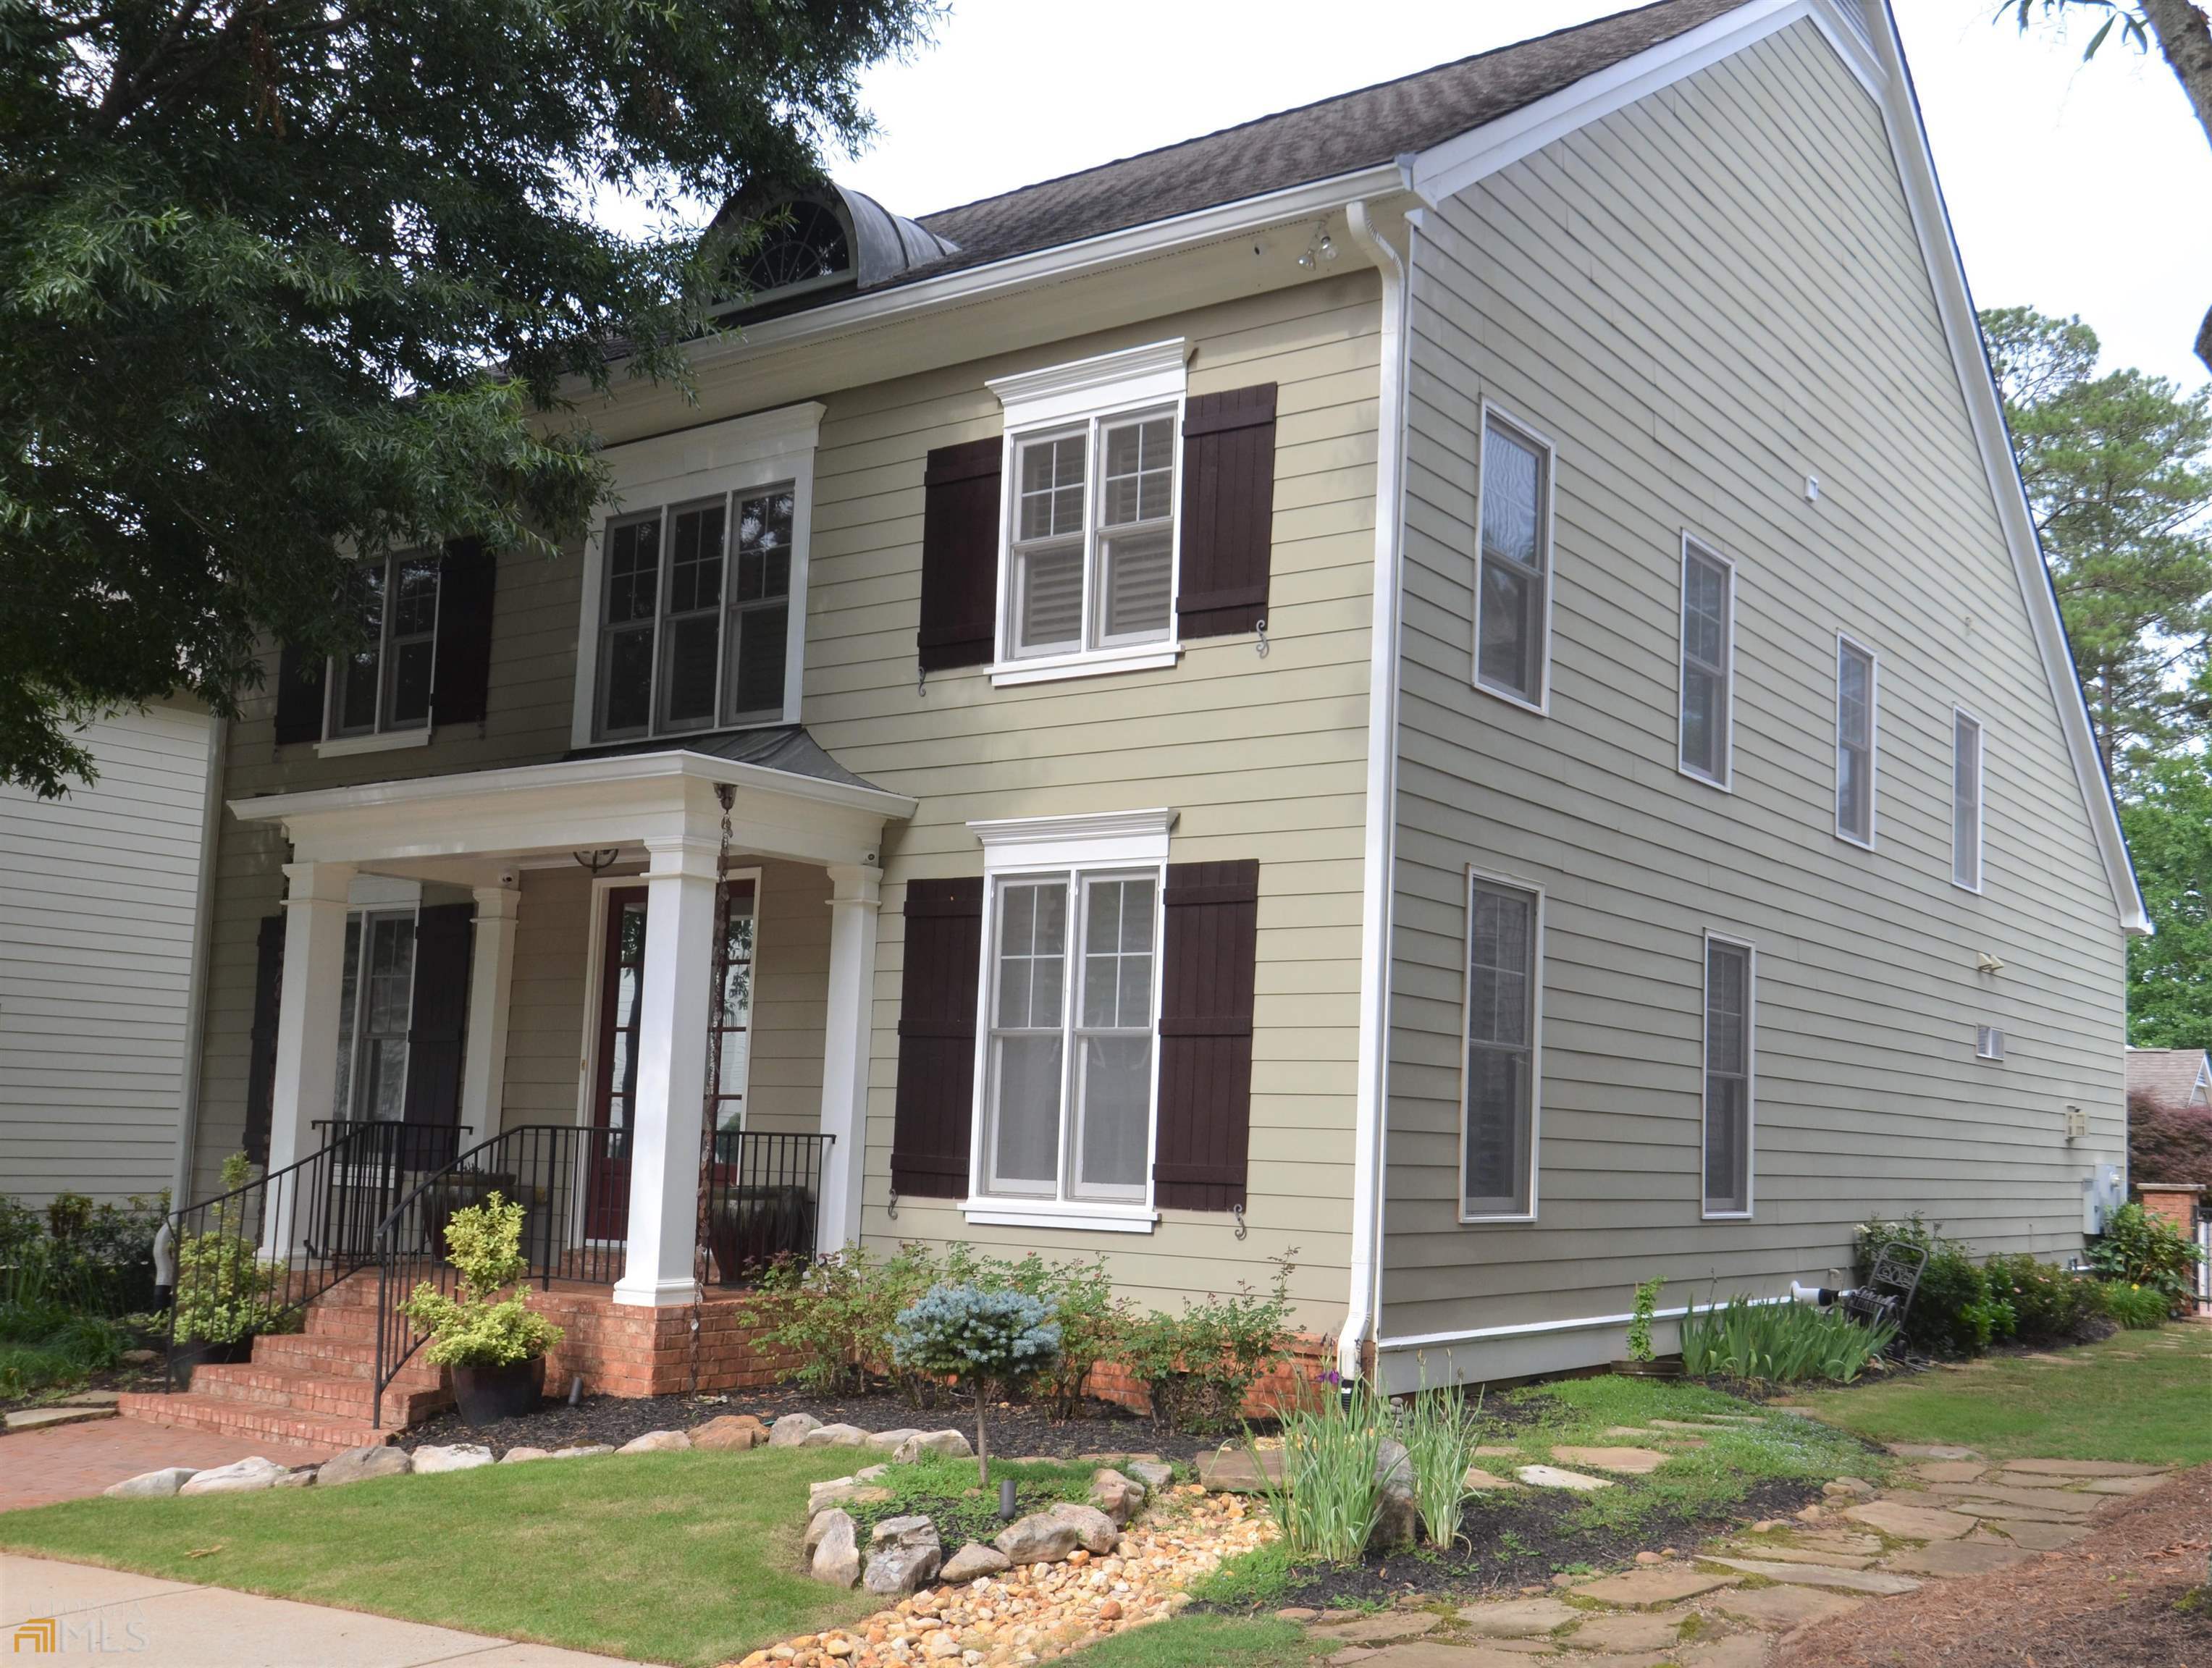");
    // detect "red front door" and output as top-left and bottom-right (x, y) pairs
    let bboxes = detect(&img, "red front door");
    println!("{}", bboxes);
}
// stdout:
(587, 886), (649, 1241)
